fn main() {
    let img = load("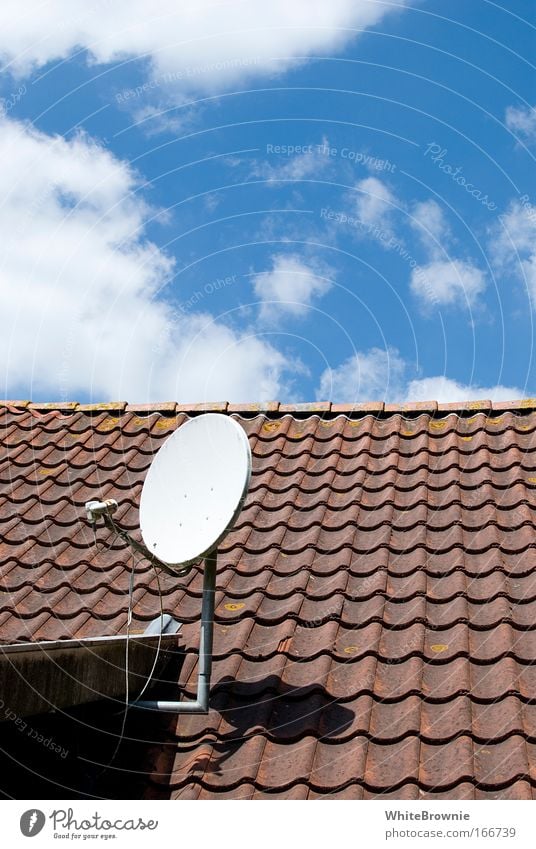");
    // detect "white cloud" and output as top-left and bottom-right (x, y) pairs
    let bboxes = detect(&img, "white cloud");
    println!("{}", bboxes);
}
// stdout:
(0, 116), (297, 402)
(251, 137), (332, 184)
(406, 376), (524, 403)
(0, 1), (408, 91)
(354, 176), (398, 229)
(129, 103), (193, 138)
(160, 315), (291, 401)
(343, 179), (486, 314)
(317, 347), (406, 402)
(316, 348), (524, 403)
(406, 199), (486, 311)
(410, 199), (450, 255)
(410, 259), (486, 308)
(491, 199), (536, 304)
(505, 104), (536, 144)
(253, 253), (333, 320)
(496, 202), (536, 256)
